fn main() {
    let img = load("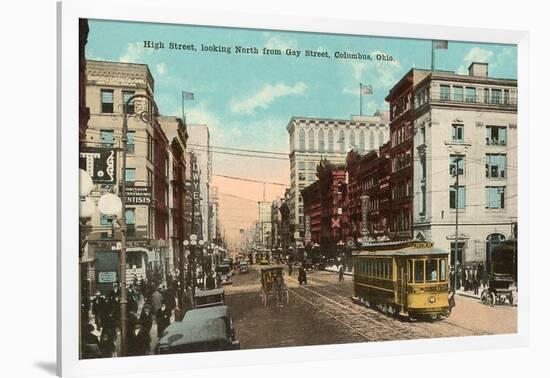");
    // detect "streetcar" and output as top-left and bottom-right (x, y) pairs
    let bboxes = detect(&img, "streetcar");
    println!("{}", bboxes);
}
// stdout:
(352, 240), (451, 319)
